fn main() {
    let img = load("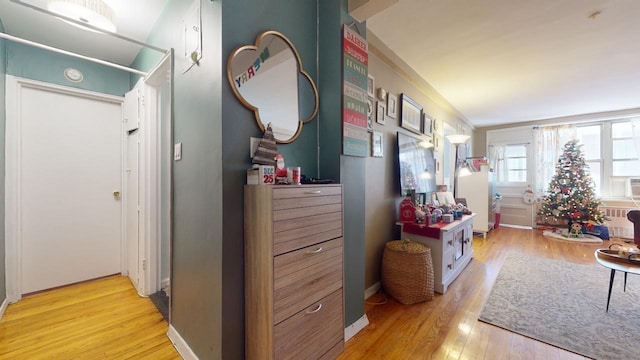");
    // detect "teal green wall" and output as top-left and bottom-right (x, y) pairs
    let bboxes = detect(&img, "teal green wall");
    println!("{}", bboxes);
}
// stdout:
(135, 1), (224, 359)
(134, 0), (365, 358)
(0, 21), (6, 302)
(5, 42), (130, 96)
(319, 0), (366, 327)
(222, 1), (319, 358)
